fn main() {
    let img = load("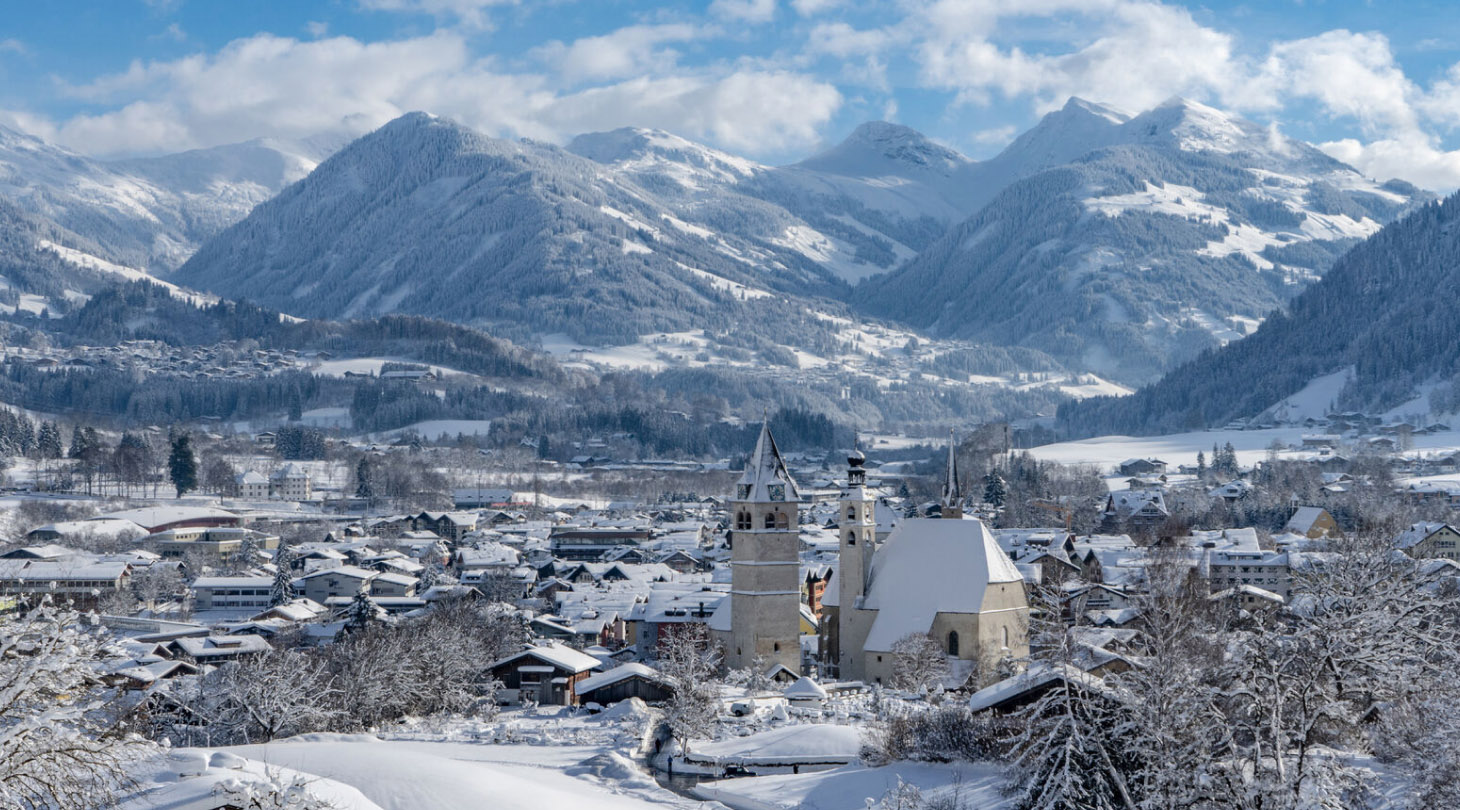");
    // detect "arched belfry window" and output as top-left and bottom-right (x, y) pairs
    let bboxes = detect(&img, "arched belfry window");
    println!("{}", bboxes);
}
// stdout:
(764, 512), (776, 529)
(735, 511), (751, 530)
(775, 512), (790, 529)
(846, 508), (856, 520)
(947, 631), (960, 657)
